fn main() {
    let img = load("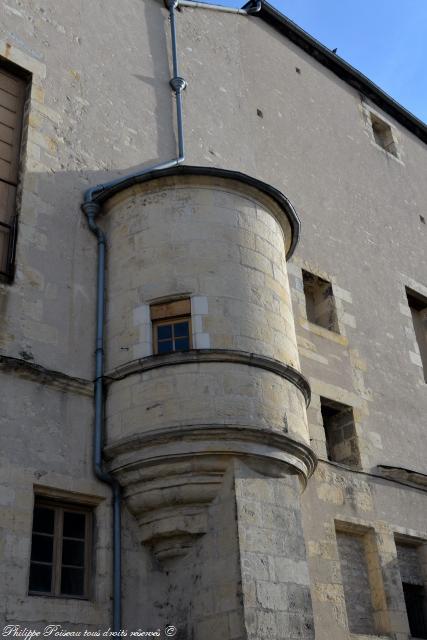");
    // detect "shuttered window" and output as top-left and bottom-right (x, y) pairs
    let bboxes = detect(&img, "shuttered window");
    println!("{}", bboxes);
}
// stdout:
(0, 66), (26, 280)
